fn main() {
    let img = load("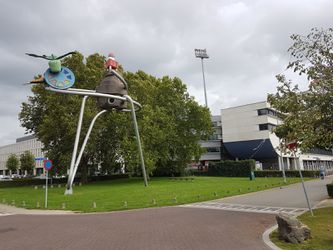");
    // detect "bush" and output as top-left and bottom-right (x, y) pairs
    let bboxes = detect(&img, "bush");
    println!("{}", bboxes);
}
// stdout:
(207, 160), (255, 177)
(327, 183), (333, 198)
(254, 170), (320, 178)
(0, 174), (129, 188)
